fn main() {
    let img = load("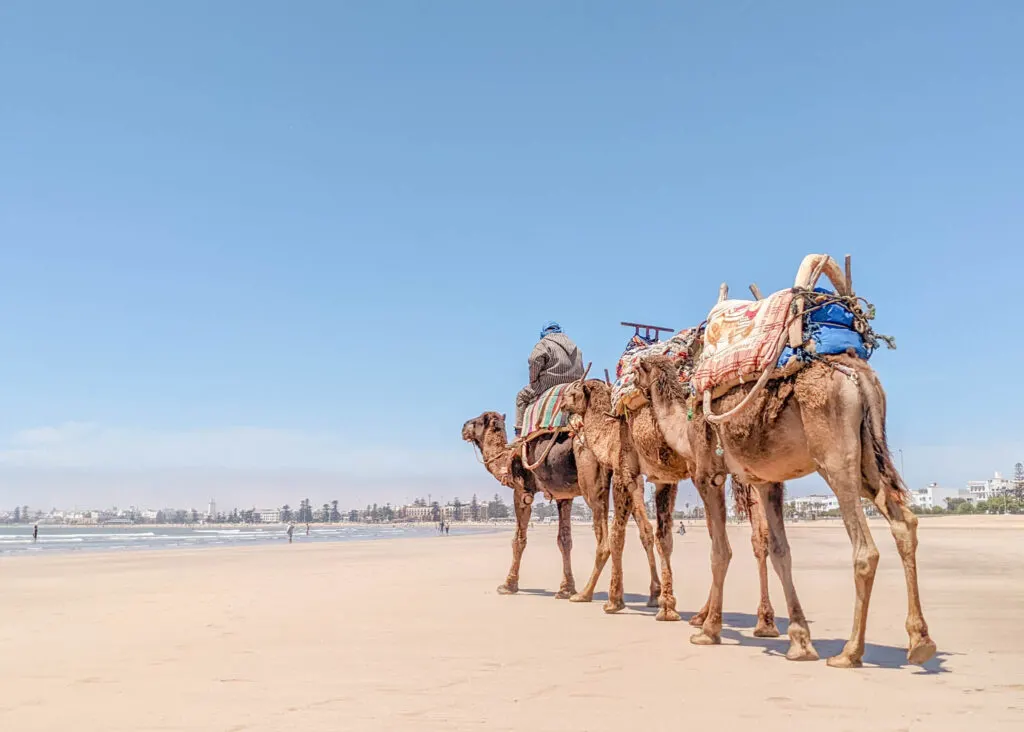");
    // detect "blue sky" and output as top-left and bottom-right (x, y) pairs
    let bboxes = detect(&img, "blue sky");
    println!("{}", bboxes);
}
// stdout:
(2, 1), (1022, 509)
